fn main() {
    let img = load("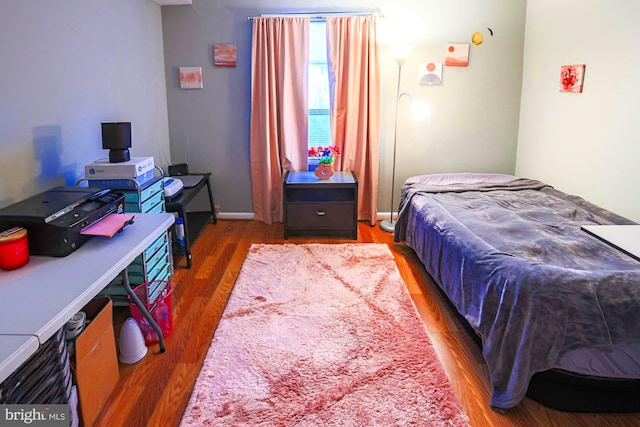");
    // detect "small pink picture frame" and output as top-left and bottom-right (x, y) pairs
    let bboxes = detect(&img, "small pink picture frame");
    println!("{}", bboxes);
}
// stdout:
(179, 66), (203, 89)
(559, 64), (585, 93)
(445, 43), (469, 67)
(214, 44), (237, 67)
